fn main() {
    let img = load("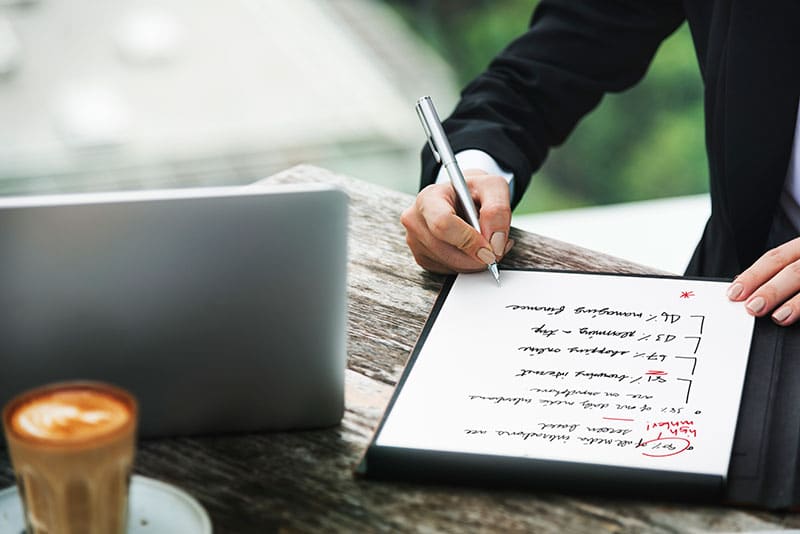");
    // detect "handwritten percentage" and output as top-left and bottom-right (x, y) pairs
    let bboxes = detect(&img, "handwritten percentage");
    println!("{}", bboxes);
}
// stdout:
(636, 435), (692, 457)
